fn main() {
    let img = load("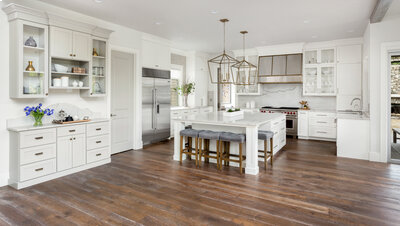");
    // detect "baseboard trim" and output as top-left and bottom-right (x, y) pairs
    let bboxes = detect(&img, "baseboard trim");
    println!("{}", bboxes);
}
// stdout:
(369, 151), (383, 162)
